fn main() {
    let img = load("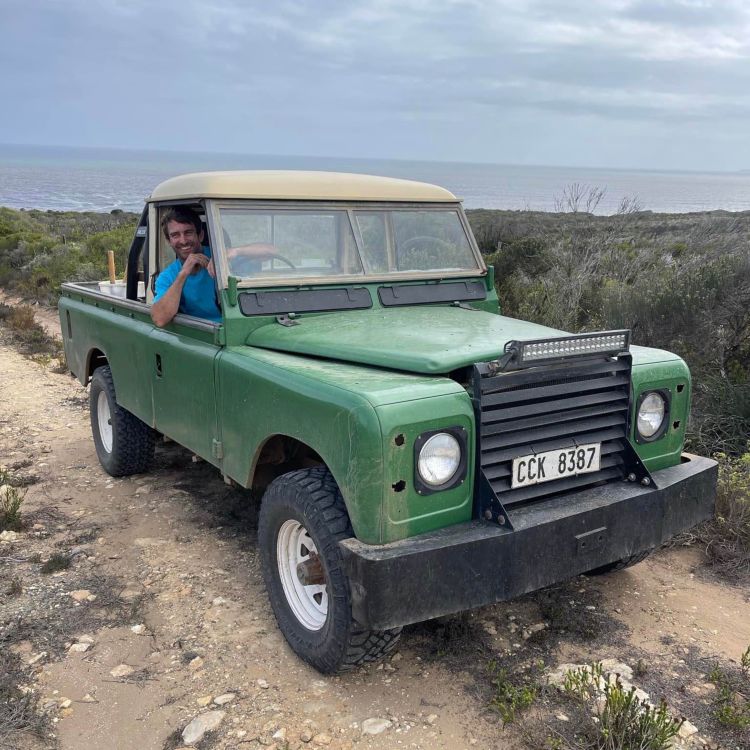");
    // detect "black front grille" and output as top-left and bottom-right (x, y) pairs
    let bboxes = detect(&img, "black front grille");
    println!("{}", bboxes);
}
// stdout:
(474, 355), (632, 509)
